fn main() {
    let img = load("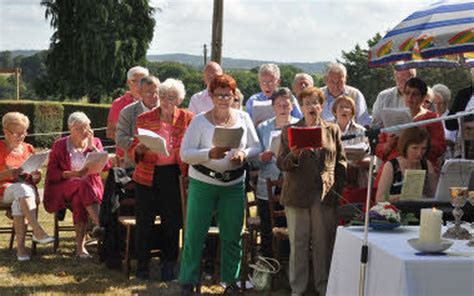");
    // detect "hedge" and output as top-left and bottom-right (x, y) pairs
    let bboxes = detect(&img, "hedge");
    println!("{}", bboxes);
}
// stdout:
(0, 100), (111, 148)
